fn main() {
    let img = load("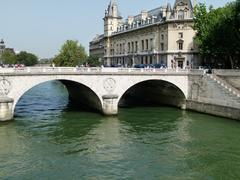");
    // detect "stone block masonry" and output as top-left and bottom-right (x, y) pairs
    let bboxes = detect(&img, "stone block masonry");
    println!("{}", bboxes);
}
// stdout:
(0, 67), (240, 121)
